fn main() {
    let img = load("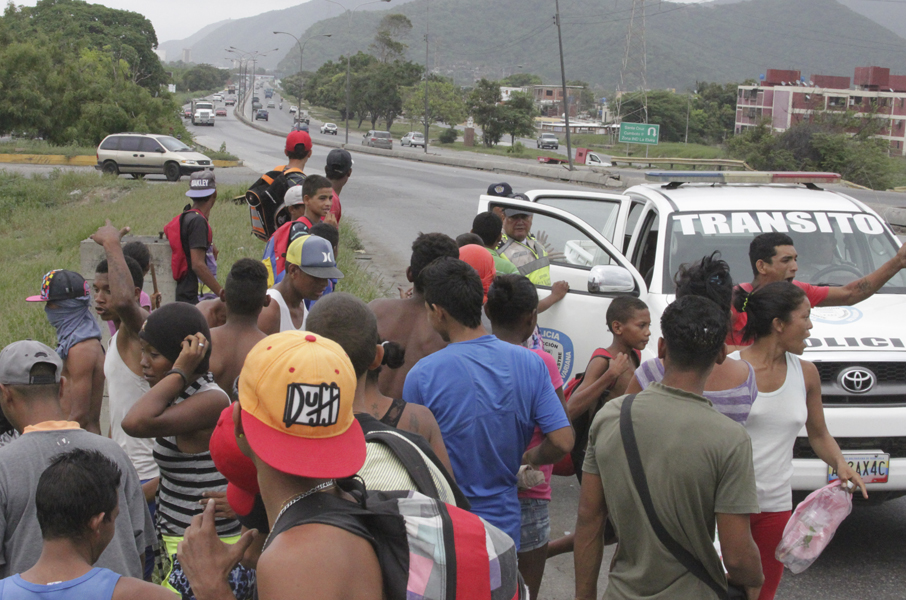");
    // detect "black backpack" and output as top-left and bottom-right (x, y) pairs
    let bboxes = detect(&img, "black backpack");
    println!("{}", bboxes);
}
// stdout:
(245, 165), (305, 241)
